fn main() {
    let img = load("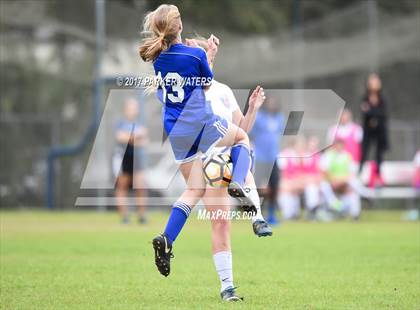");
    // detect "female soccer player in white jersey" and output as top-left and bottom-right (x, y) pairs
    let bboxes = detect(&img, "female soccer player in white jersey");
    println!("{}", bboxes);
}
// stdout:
(138, 4), (267, 277)
(184, 37), (272, 301)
